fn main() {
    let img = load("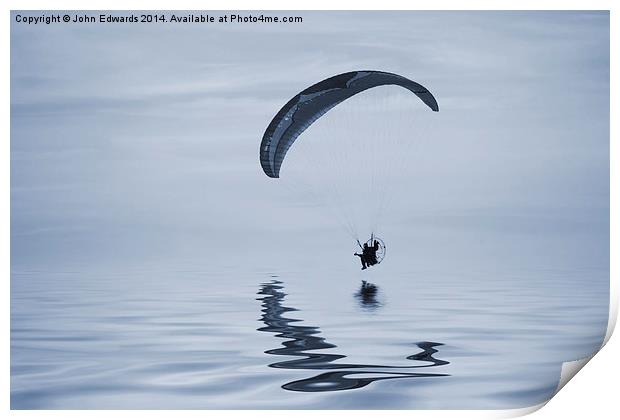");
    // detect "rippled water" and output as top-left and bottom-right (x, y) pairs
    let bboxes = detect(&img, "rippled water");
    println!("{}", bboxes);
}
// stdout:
(11, 261), (608, 409)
